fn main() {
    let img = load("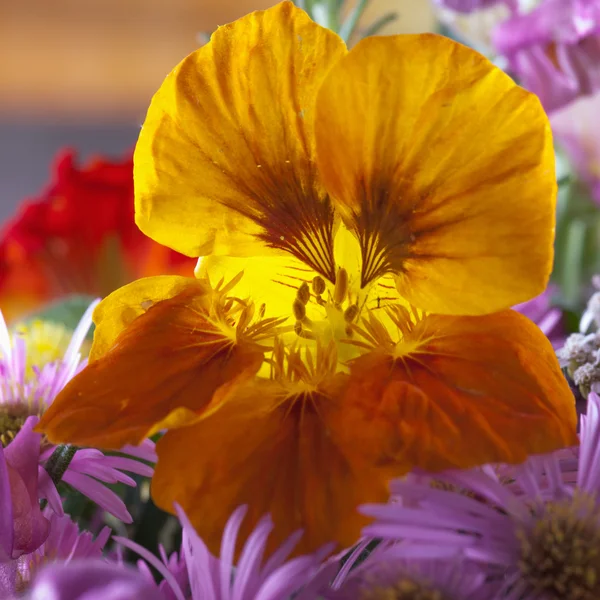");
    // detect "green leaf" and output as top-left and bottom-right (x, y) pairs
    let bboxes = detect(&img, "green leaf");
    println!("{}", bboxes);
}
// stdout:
(338, 0), (368, 43)
(552, 175), (600, 311)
